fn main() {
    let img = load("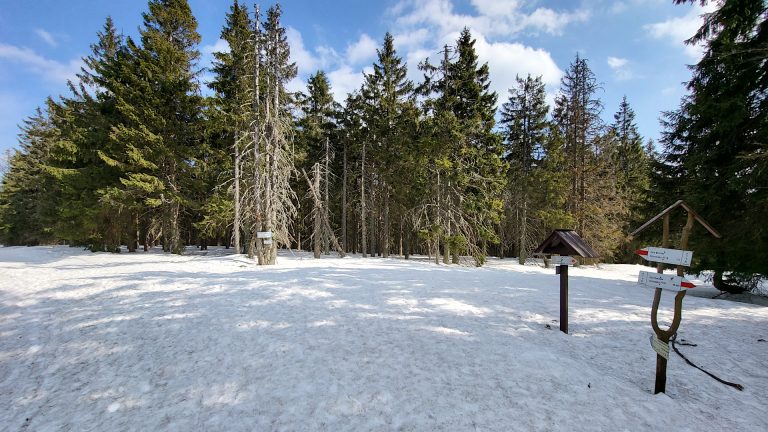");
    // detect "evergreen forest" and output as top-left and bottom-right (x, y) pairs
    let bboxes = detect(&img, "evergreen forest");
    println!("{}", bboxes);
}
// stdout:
(0, 0), (765, 291)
